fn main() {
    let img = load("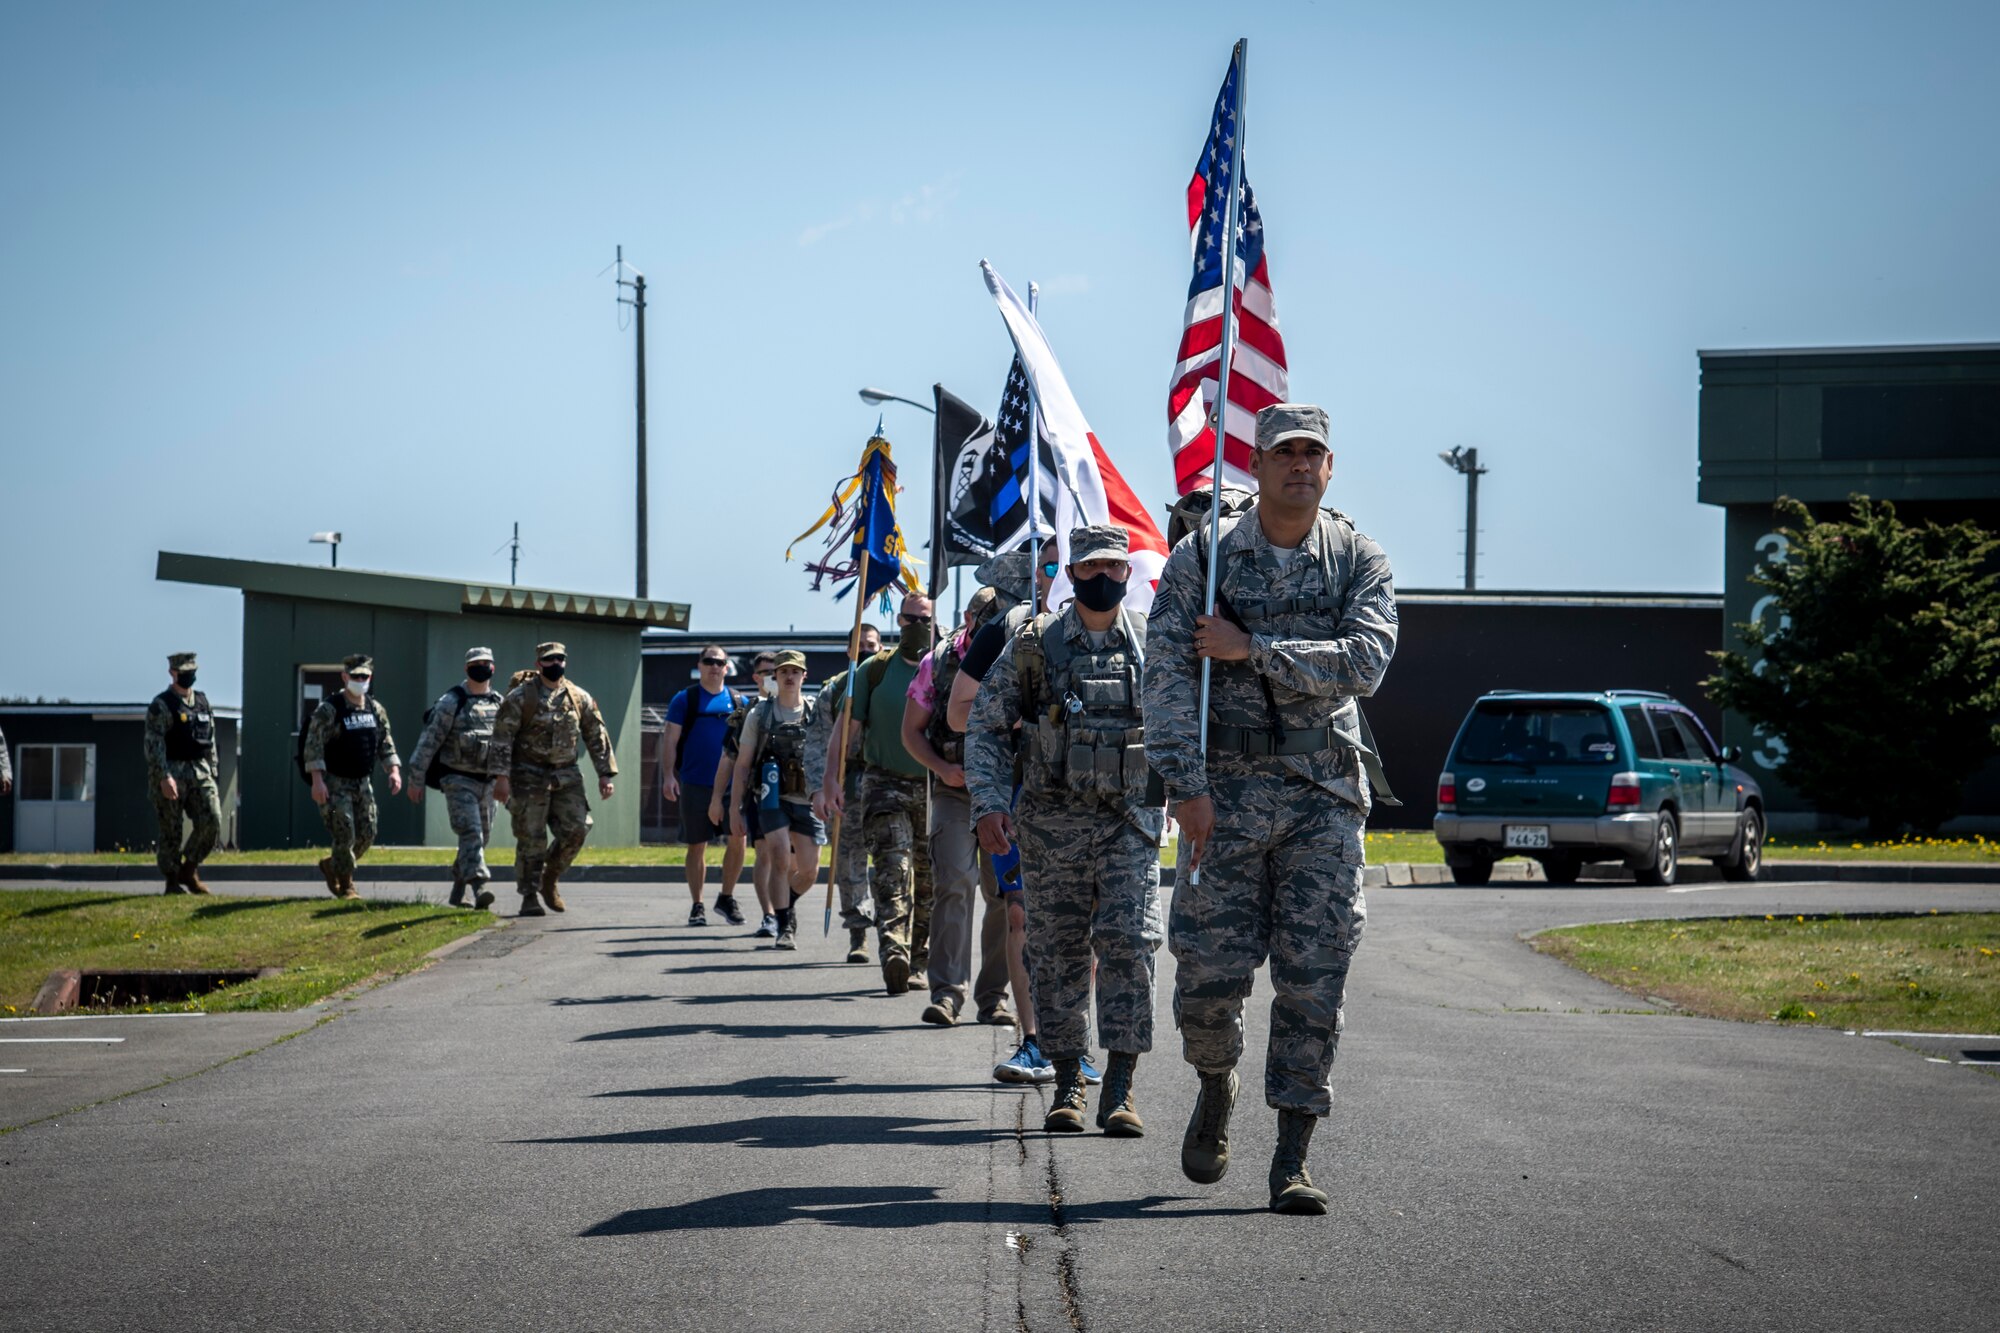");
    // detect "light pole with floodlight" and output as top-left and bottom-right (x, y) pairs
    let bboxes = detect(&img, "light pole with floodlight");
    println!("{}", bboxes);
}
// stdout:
(1437, 447), (1488, 591)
